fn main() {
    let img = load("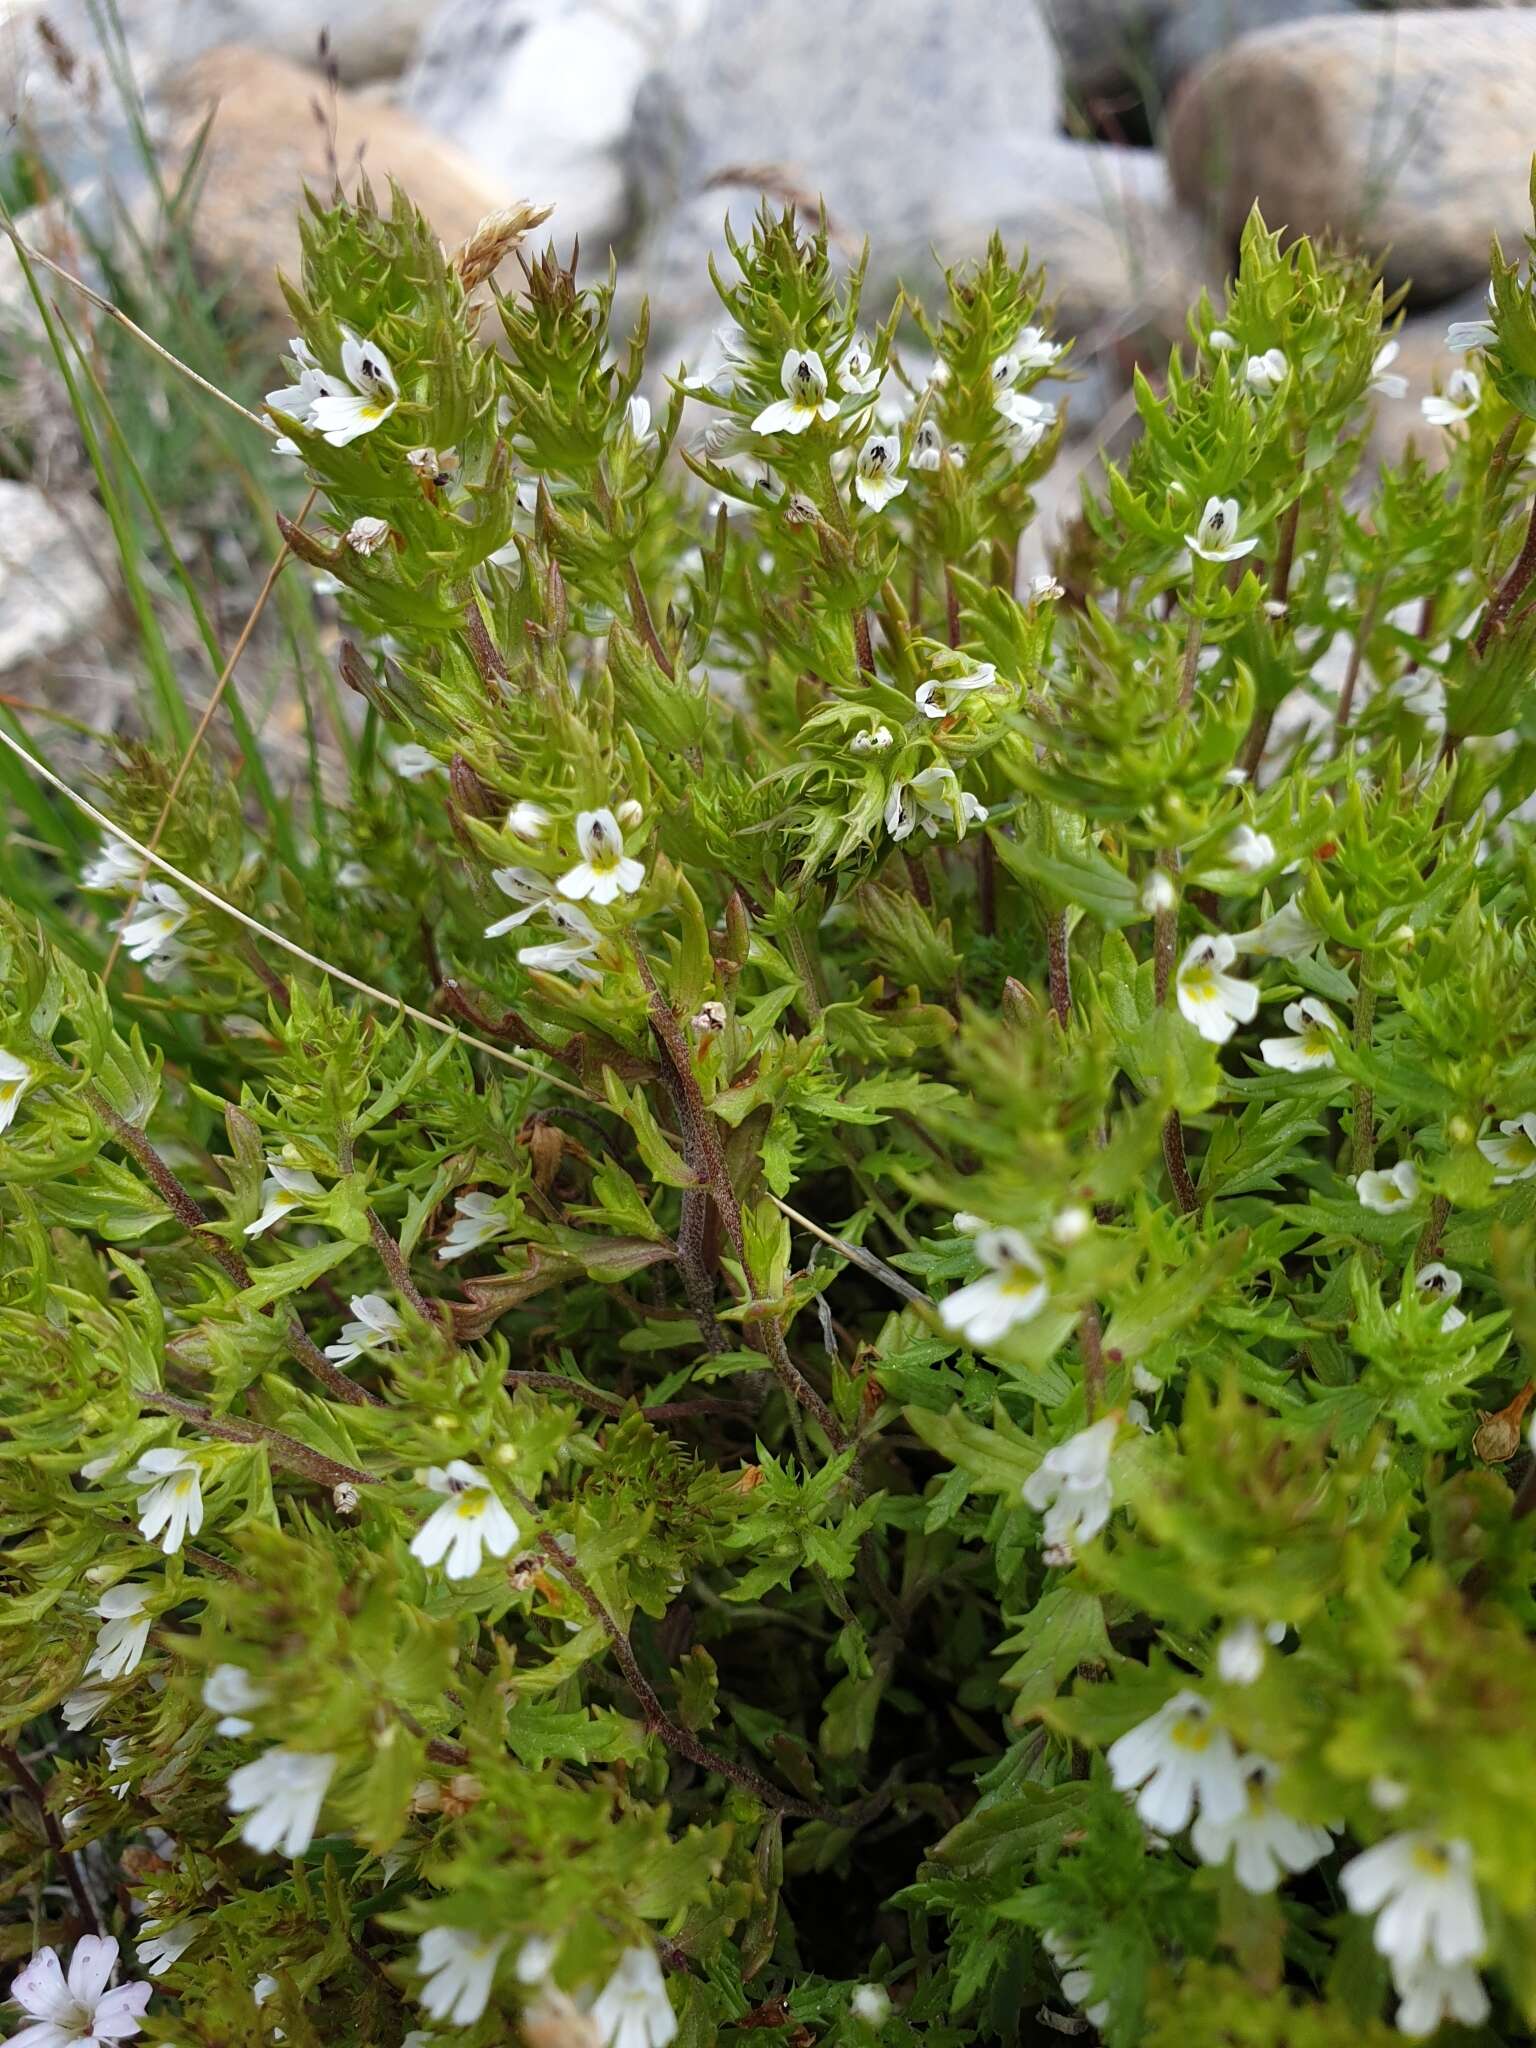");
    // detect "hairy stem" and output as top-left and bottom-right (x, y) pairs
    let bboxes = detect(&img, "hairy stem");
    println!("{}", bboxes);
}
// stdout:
(1046, 910), (1071, 1027)
(0, 1743), (99, 1935)
(518, 1506), (845, 1821)
(85, 1082), (378, 1406)
(140, 1392), (376, 1488)
(367, 1207), (438, 1324)
(632, 945), (845, 1449)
